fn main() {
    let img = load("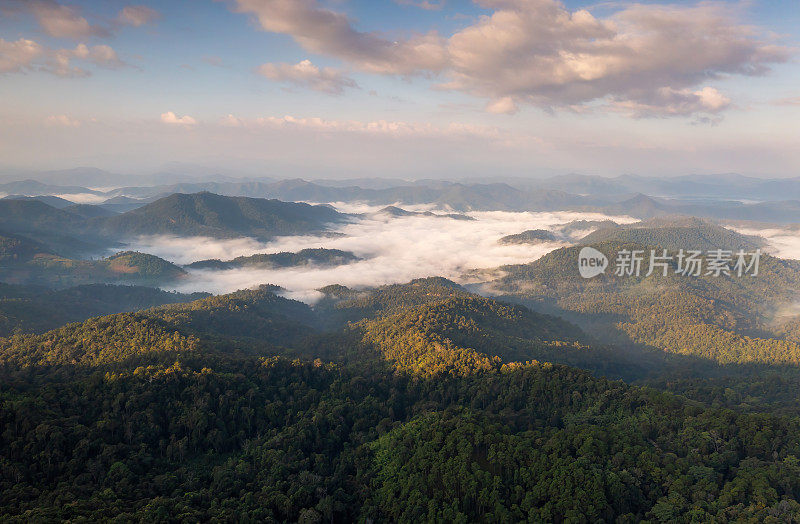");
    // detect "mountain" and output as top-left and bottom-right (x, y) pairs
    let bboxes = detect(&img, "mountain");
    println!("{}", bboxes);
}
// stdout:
(484, 240), (800, 368)
(64, 203), (117, 219)
(187, 248), (361, 270)
(1, 194), (74, 208)
(498, 229), (557, 245)
(0, 283), (206, 336)
(0, 199), (85, 234)
(0, 179), (101, 198)
(579, 216), (766, 251)
(95, 192), (348, 239)
(0, 231), (54, 264)
(98, 195), (152, 213)
(531, 173), (800, 201)
(357, 295), (587, 376)
(0, 250), (186, 288)
(375, 205), (474, 220)
(0, 199), (103, 256)
(2, 281), (800, 520)
(552, 219), (619, 237)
